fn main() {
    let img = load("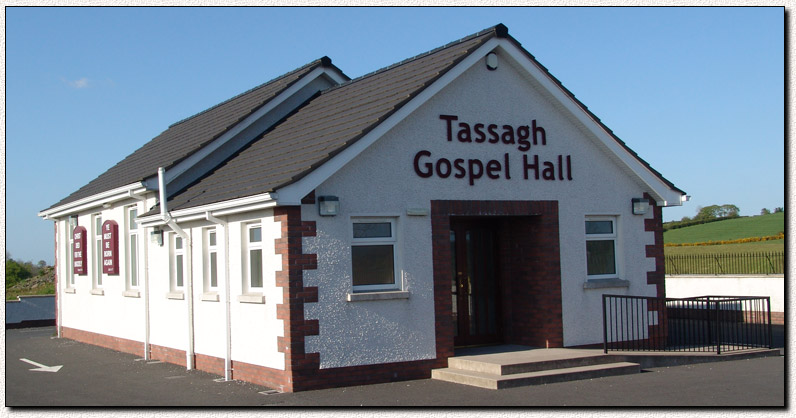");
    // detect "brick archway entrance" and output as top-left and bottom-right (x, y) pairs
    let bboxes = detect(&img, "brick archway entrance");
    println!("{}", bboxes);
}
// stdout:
(430, 200), (563, 367)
